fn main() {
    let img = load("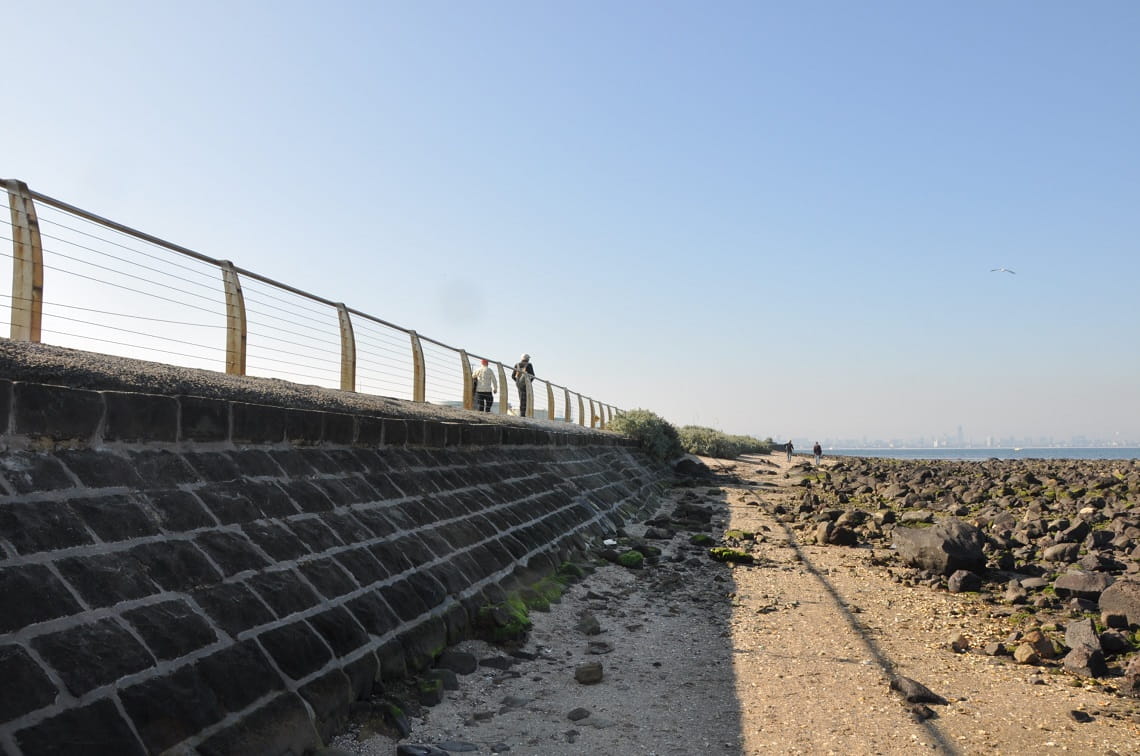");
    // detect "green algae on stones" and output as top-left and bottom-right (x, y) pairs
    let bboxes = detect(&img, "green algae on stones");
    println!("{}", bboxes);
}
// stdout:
(709, 547), (754, 564)
(618, 550), (644, 569)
